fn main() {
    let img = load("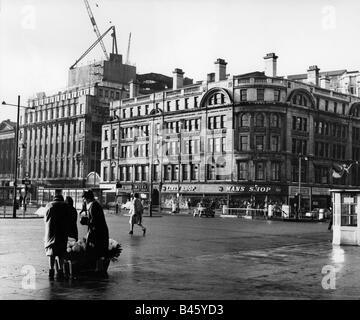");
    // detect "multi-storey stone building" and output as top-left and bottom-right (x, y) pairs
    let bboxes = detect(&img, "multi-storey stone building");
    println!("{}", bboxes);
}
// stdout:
(288, 67), (360, 97)
(101, 54), (360, 212)
(0, 120), (16, 203)
(19, 54), (136, 193)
